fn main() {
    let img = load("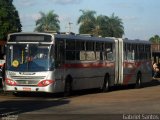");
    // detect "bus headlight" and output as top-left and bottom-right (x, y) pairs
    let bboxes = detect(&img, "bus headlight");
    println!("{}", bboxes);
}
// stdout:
(5, 78), (17, 86)
(37, 80), (55, 87)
